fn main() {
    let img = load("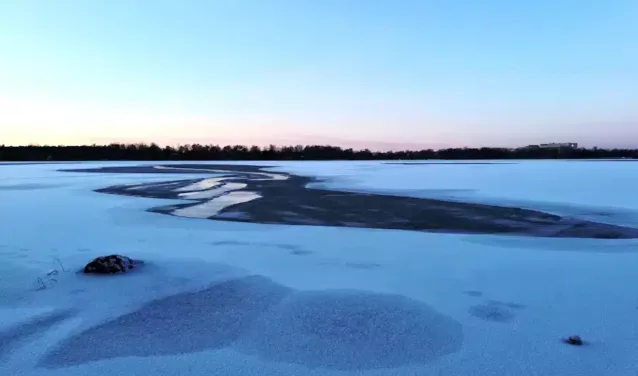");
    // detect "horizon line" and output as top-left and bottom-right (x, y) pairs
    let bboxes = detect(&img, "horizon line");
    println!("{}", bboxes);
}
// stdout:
(3, 142), (635, 152)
